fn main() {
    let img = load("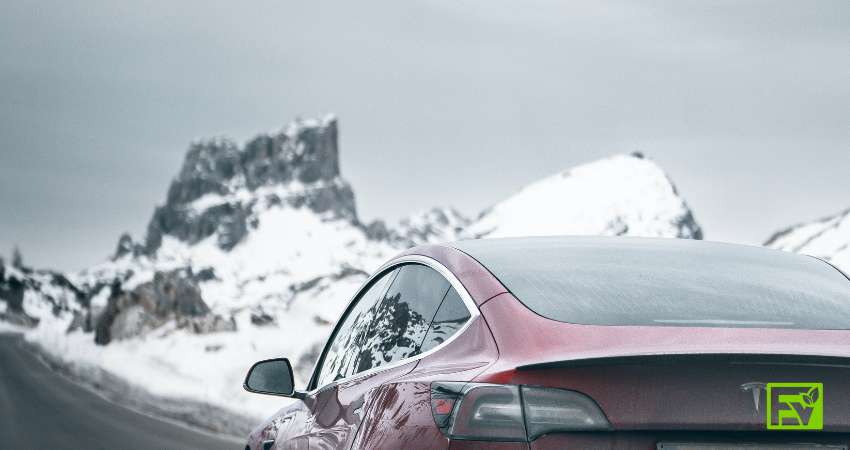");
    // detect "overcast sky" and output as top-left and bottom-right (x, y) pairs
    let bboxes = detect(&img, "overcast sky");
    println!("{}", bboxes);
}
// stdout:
(1, 0), (848, 271)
